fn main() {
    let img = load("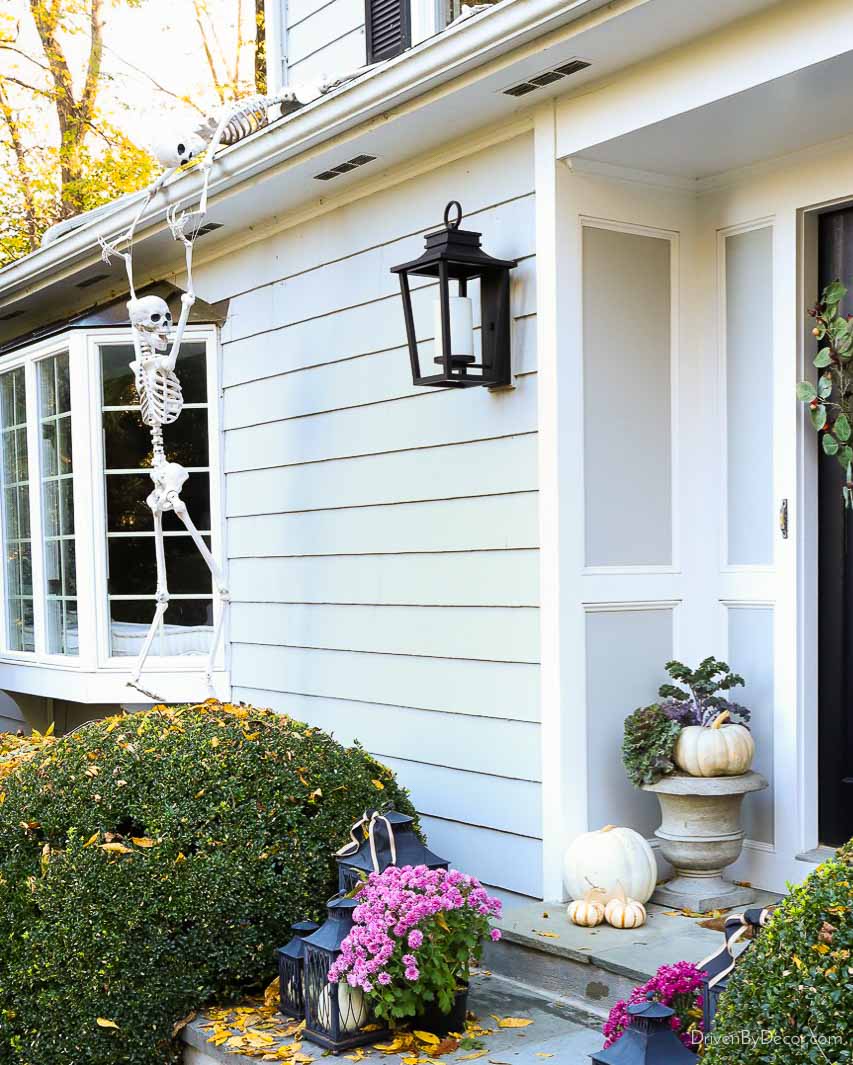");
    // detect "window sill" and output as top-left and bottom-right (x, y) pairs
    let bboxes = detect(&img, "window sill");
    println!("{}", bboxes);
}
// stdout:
(0, 657), (230, 705)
